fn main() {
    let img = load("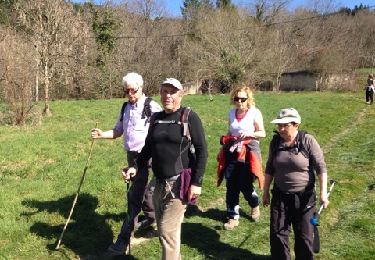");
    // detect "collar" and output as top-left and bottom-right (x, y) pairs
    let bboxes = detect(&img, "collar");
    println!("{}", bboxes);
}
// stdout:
(129, 94), (146, 108)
